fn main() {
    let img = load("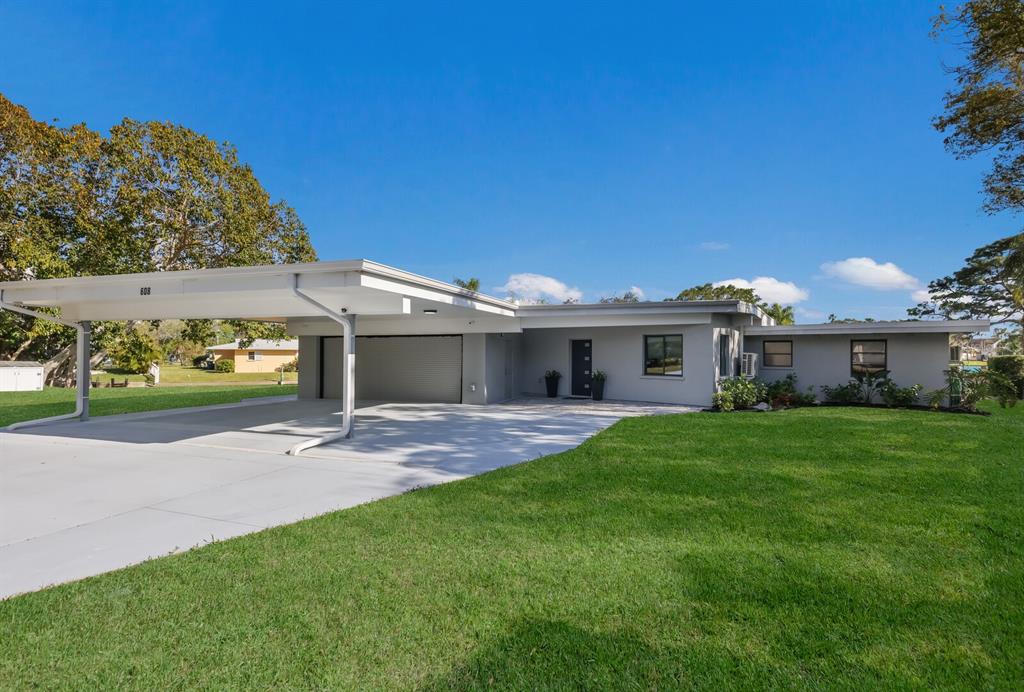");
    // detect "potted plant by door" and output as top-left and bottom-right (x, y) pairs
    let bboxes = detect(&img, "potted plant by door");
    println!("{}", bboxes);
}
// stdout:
(591, 370), (607, 401)
(544, 370), (561, 397)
